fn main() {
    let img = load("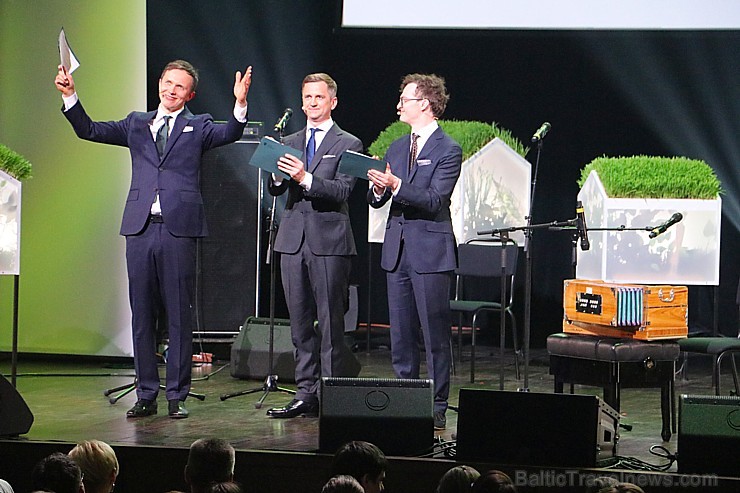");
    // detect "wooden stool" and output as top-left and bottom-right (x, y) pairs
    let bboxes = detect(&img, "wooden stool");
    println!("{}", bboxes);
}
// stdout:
(547, 332), (679, 442)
